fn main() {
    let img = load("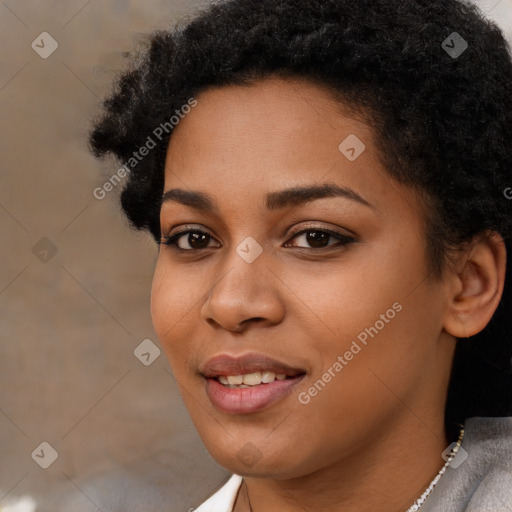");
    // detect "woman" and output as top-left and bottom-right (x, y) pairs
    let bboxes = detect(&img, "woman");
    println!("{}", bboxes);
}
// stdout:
(89, 0), (512, 510)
